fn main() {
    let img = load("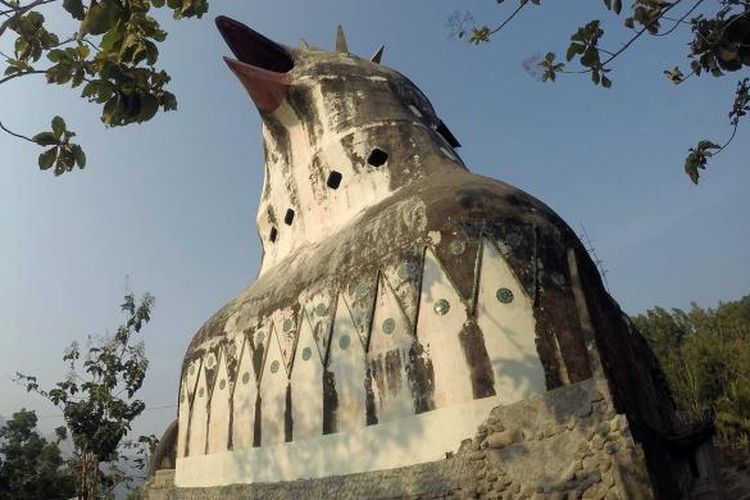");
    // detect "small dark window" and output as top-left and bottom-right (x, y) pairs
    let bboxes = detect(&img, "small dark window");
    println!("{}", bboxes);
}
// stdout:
(269, 227), (278, 242)
(284, 209), (295, 226)
(367, 148), (389, 167)
(327, 170), (343, 189)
